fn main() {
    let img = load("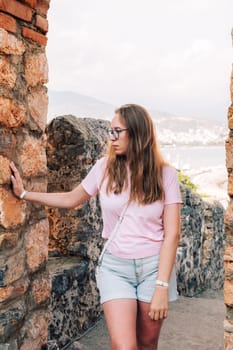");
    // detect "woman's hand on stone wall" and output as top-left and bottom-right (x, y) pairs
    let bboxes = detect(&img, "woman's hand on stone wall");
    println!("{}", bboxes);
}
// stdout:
(10, 162), (25, 198)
